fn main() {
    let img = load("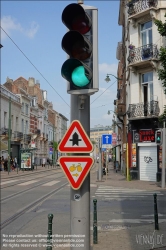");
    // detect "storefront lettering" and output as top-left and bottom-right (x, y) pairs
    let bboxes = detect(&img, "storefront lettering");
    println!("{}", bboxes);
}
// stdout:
(139, 130), (155, 142)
